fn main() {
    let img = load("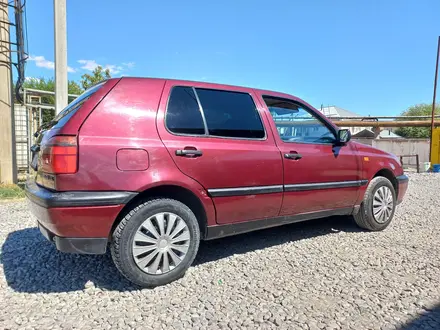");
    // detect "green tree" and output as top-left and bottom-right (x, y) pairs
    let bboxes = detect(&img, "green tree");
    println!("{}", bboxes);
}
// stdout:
(22, 77), (83, 102)
(21, 77), (84, 123)
(22, 77), (55, 104)
(68, 80), (83, 96)
(395, 103), (440, 138)
(80, 66), (111, 90)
